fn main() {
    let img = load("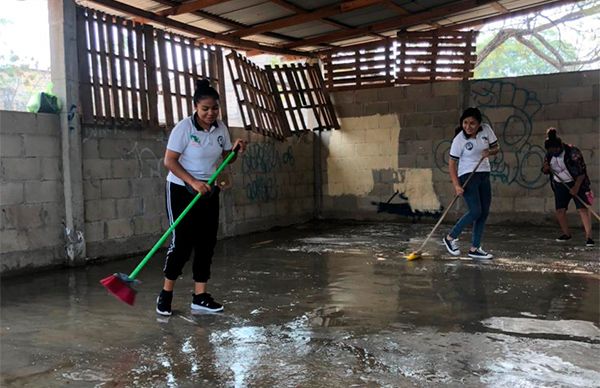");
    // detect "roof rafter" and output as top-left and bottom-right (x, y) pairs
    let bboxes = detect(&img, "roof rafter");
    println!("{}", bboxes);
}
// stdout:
(157, 0), (231, 17)
(228, 0), (387, 38)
